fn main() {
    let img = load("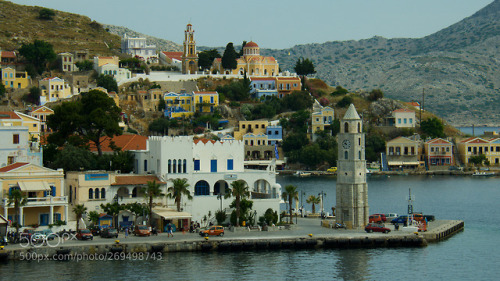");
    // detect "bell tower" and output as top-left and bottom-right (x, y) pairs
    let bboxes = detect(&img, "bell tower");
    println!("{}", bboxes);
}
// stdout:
(336, 104), (369, 229)
(182, 23), (198, 74)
